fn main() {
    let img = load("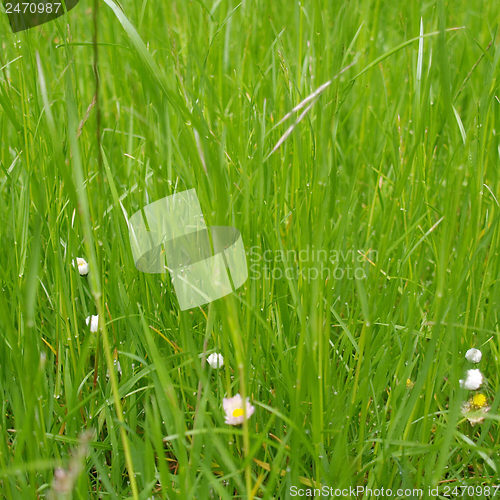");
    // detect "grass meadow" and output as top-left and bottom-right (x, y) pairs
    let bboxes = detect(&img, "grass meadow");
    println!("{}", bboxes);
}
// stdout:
(0, 0), (499, 498)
